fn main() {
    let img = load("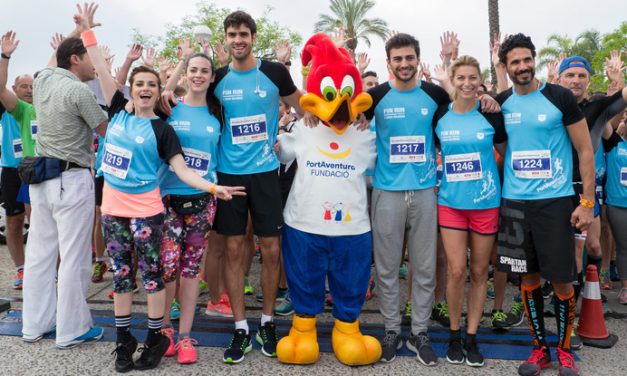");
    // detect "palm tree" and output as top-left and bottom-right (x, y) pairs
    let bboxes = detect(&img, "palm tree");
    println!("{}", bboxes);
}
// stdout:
(538, 29), (602, 70)
(488, 0), (500, 81)
(314, 0), (389, 52)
